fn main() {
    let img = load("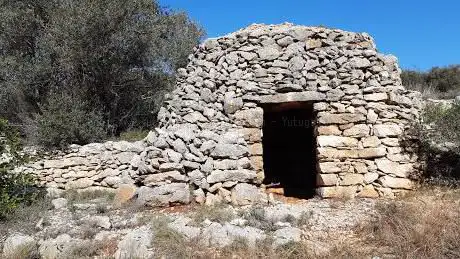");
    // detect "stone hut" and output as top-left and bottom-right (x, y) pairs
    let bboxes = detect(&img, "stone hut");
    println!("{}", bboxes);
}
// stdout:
(24, 24), (423, 205)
